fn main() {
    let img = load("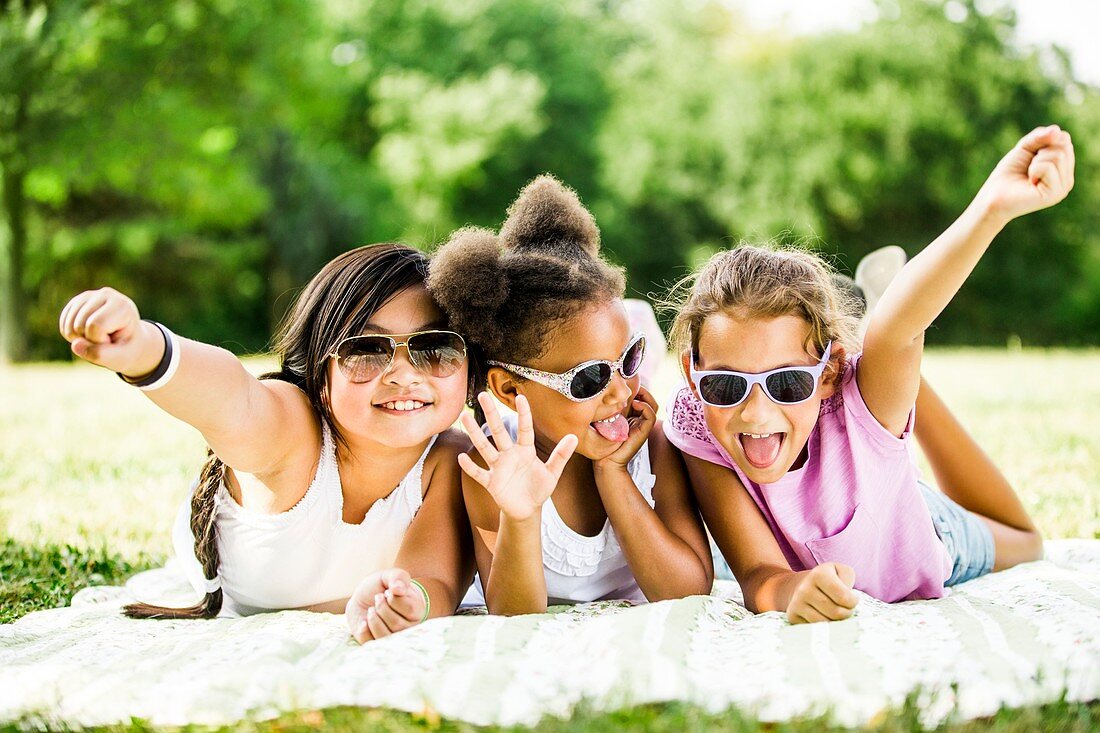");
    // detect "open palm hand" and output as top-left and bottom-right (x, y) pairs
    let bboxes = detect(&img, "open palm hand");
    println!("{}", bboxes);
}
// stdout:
(458, 393), (578, 521)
